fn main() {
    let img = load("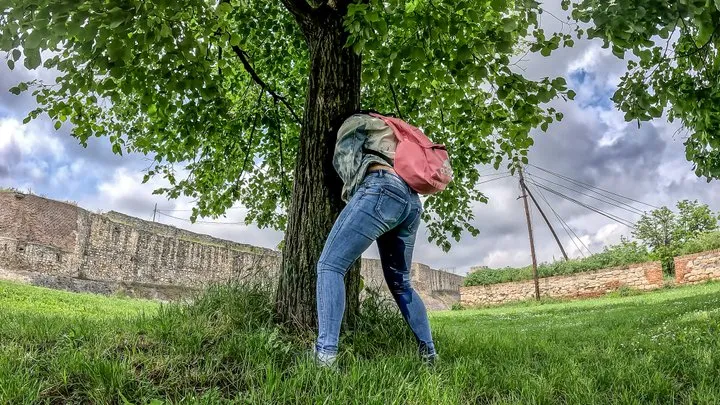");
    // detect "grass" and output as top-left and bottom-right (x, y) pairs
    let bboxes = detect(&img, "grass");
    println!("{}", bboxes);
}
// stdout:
(0, 280), (158, 319)
(2, 280), (720, 403)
